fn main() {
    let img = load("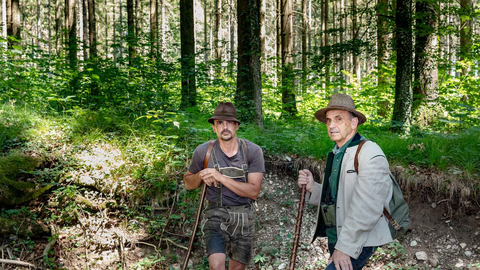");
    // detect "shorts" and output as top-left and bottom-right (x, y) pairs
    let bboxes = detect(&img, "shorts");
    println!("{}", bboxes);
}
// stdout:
(201, 204), (255, 265)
